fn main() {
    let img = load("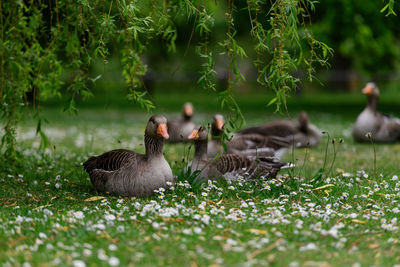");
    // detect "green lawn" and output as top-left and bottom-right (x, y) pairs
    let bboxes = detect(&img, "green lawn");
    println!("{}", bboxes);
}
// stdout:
(1, 93), (400, 266)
